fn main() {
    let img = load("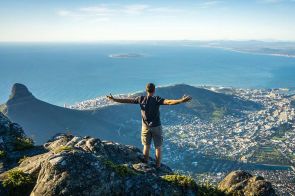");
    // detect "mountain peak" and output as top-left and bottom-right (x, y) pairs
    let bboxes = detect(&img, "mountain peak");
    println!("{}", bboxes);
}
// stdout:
(8, 83), (34, 101)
